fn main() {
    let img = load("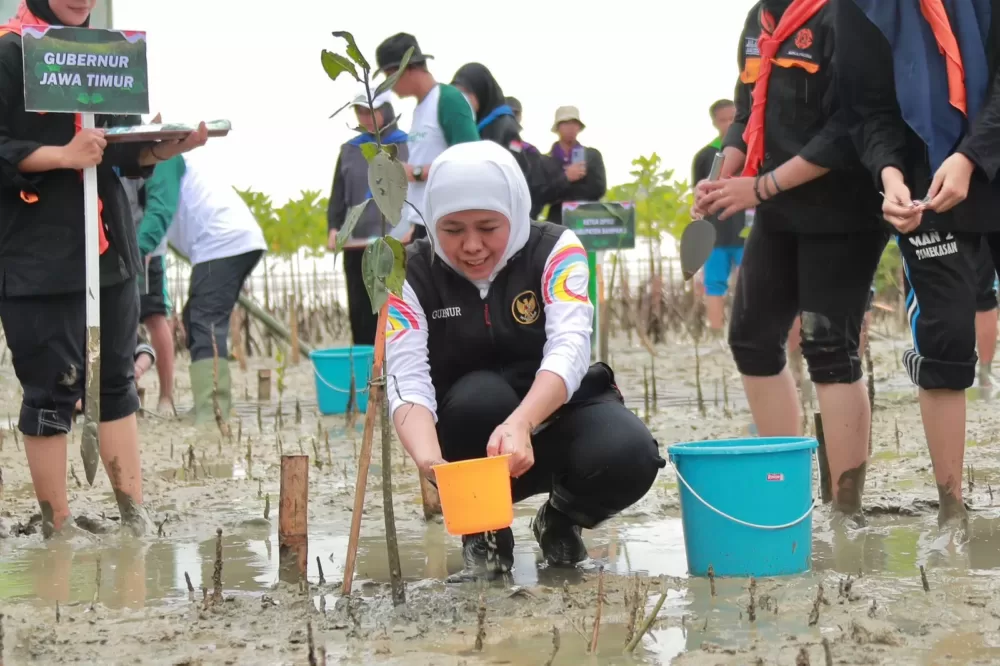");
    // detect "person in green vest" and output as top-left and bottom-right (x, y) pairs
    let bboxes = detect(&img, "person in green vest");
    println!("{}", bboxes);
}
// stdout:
(691, 99), (747, 332)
